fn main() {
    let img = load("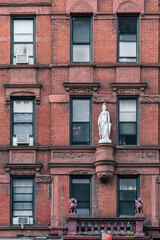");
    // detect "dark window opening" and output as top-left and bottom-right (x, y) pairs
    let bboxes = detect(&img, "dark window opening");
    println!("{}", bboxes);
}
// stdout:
(11, 178), (34, 225)
(118, 16), (138, 63)
(70, 177), (91, 217)
(118, 177), (139, 217)
(118, 99), (138, 145)
(11, 18), (35, 64)
(71, 98), (92, 145)
(71, 16), (92, 63)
